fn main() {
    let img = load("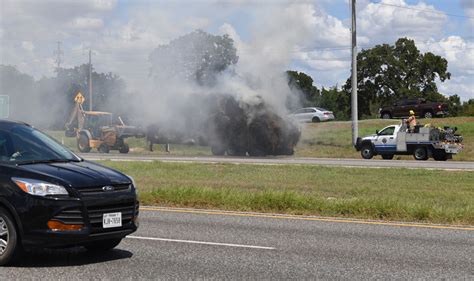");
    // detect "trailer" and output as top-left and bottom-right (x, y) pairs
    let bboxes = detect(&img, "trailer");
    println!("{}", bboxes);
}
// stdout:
(355, 123), (463, 161)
